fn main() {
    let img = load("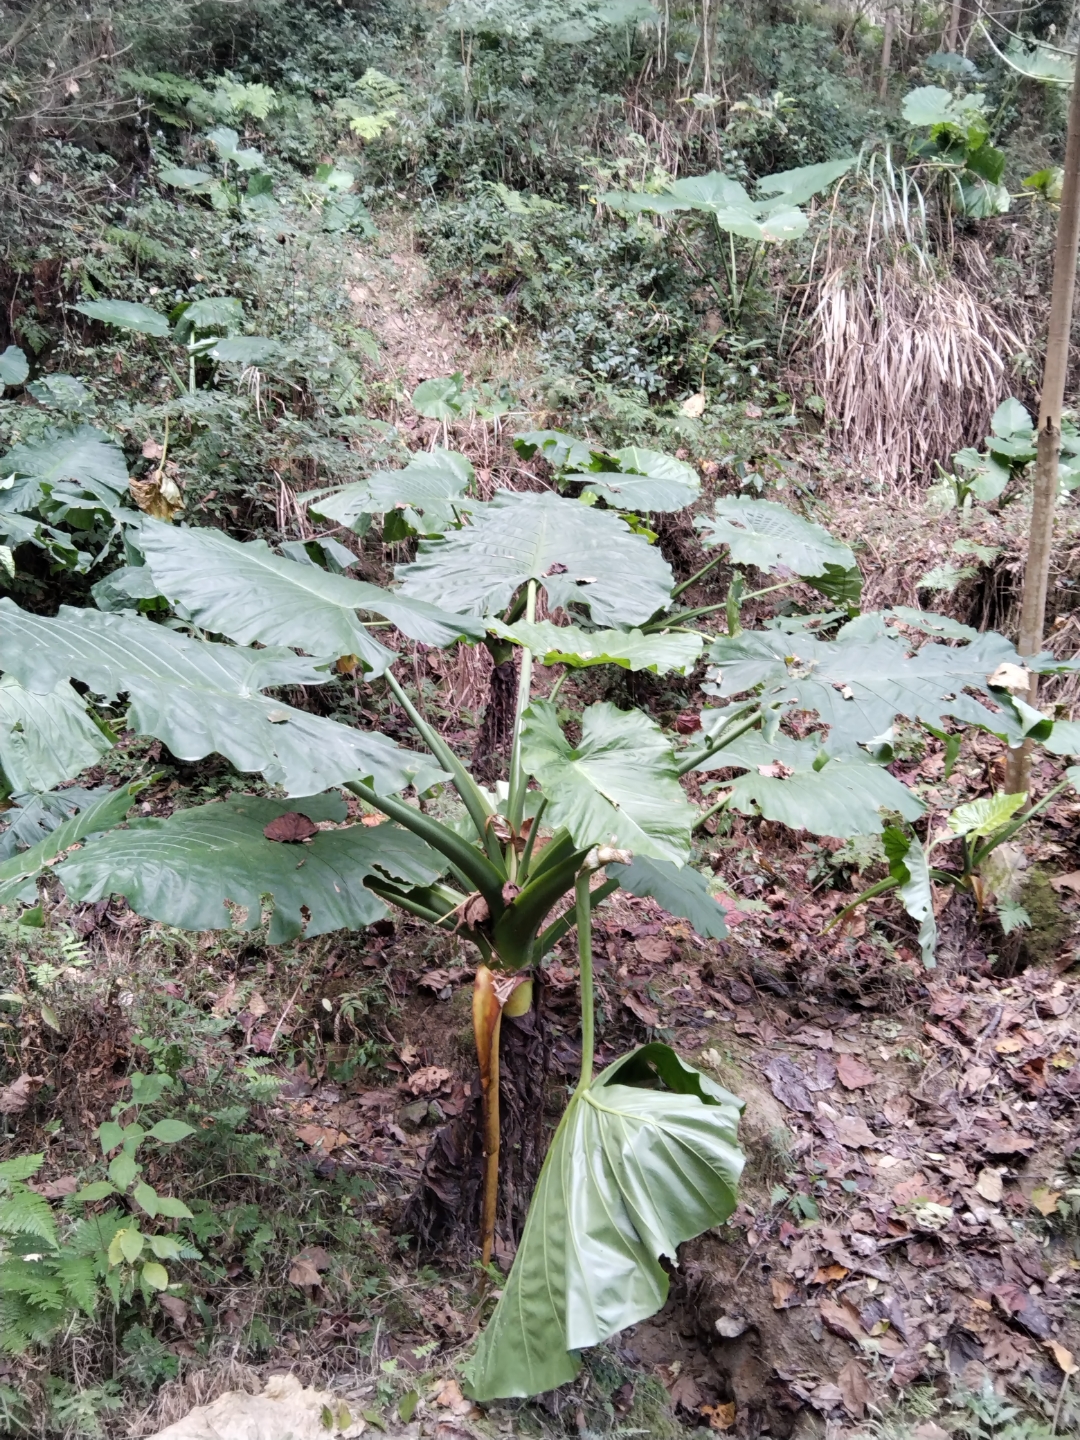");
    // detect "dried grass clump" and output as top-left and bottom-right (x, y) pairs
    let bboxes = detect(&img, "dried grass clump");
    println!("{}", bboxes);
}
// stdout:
(810, 252), (1023, 485)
